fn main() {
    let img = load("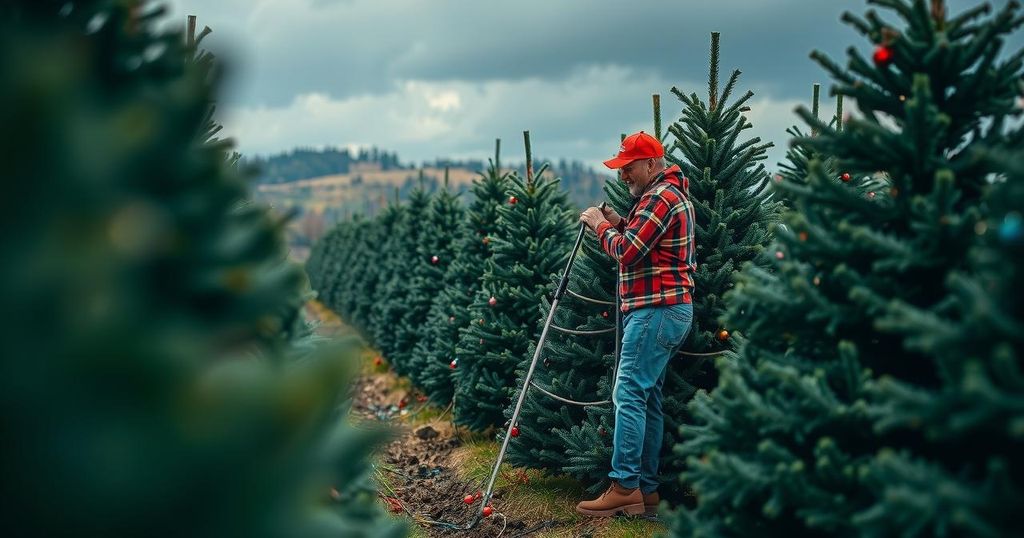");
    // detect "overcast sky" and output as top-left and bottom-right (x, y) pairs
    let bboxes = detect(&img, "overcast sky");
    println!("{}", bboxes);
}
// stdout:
(158, 0), (1021, 172)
